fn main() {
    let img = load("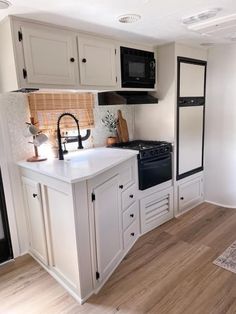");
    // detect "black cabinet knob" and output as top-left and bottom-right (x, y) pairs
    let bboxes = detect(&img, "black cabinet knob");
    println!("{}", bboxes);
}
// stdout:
(130, 214), (134, 218)
(129, 194), (134, 199)
(119, 185), (124, 189)
(131, 232), (135, 236)
(82, 58), (87, 63)
(70, 57), (75, 62)
(180, 197), (184, 200)
(33, 193), (37, 198)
